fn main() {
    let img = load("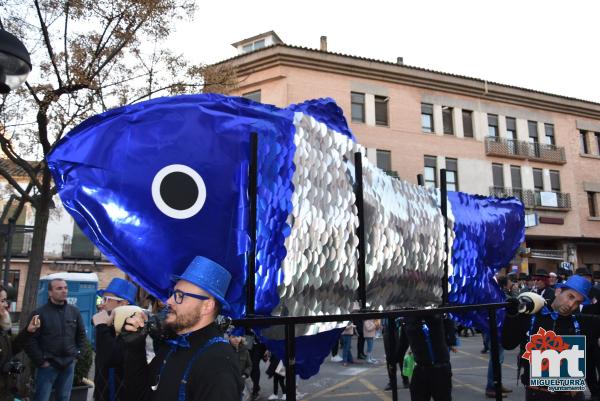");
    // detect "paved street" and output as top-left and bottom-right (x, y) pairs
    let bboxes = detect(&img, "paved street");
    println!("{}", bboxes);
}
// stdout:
(251, 334), (527, 401)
